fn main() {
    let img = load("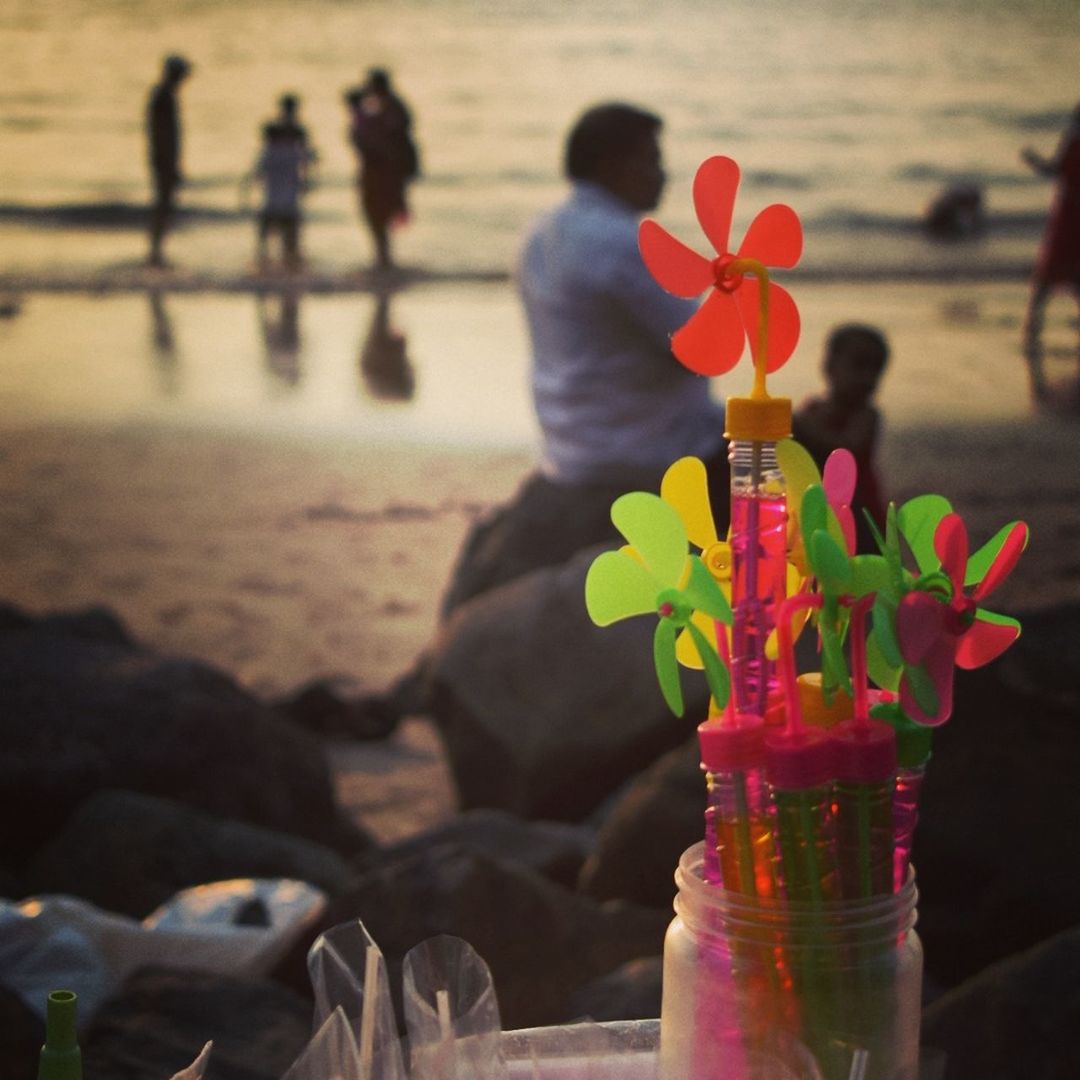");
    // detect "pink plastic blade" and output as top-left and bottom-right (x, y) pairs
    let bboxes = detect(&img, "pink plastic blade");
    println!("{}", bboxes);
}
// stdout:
(823, 450), (857, 506)
(900, 637), (956, 726)
(693, 156), (739, 255)
(956, 614), (1020, 669)
(933, 514), (969, 598)
(671, 288), (744, 375)
(738, 203), (803, 268)
(971, 522), (1028, 601)
(638, 220), (713, 299)
(897, 590), (948, 665)
(733, 278), (800, 372)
